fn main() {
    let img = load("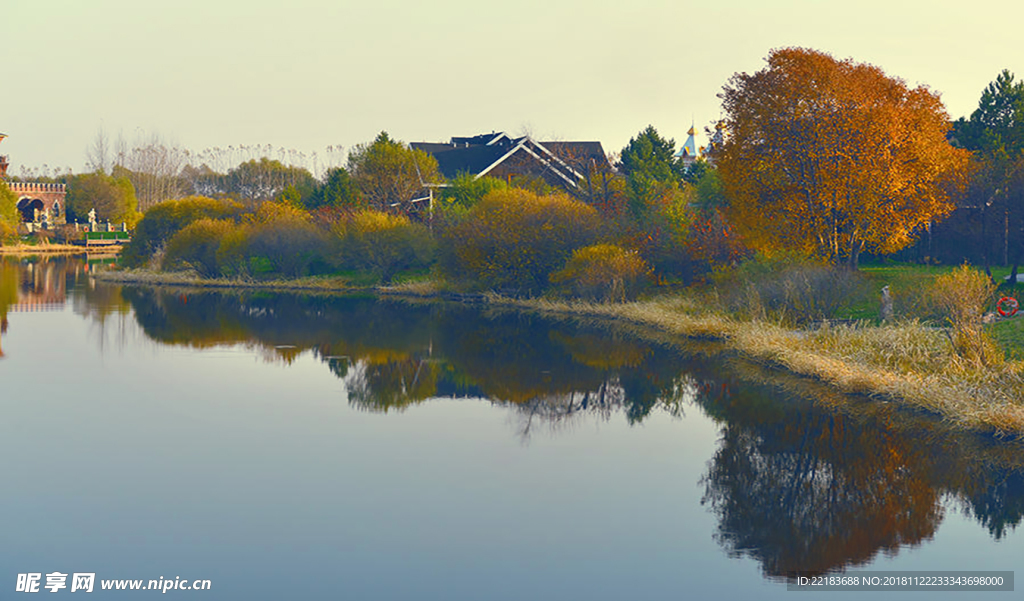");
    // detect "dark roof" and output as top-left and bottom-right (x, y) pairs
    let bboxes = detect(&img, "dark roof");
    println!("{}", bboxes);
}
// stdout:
(411, 133), (609, 185)
(451, 133), (506, 146)
(417, 144), (509, 179)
